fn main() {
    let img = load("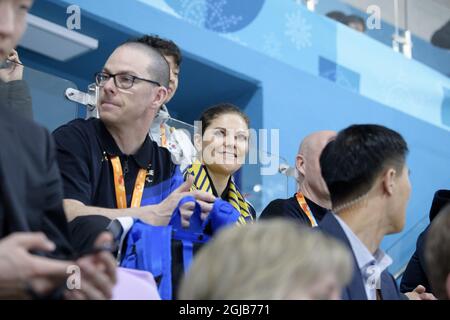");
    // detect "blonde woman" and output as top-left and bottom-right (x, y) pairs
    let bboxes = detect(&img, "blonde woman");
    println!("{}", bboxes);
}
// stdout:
(178, 219), (352, 300)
